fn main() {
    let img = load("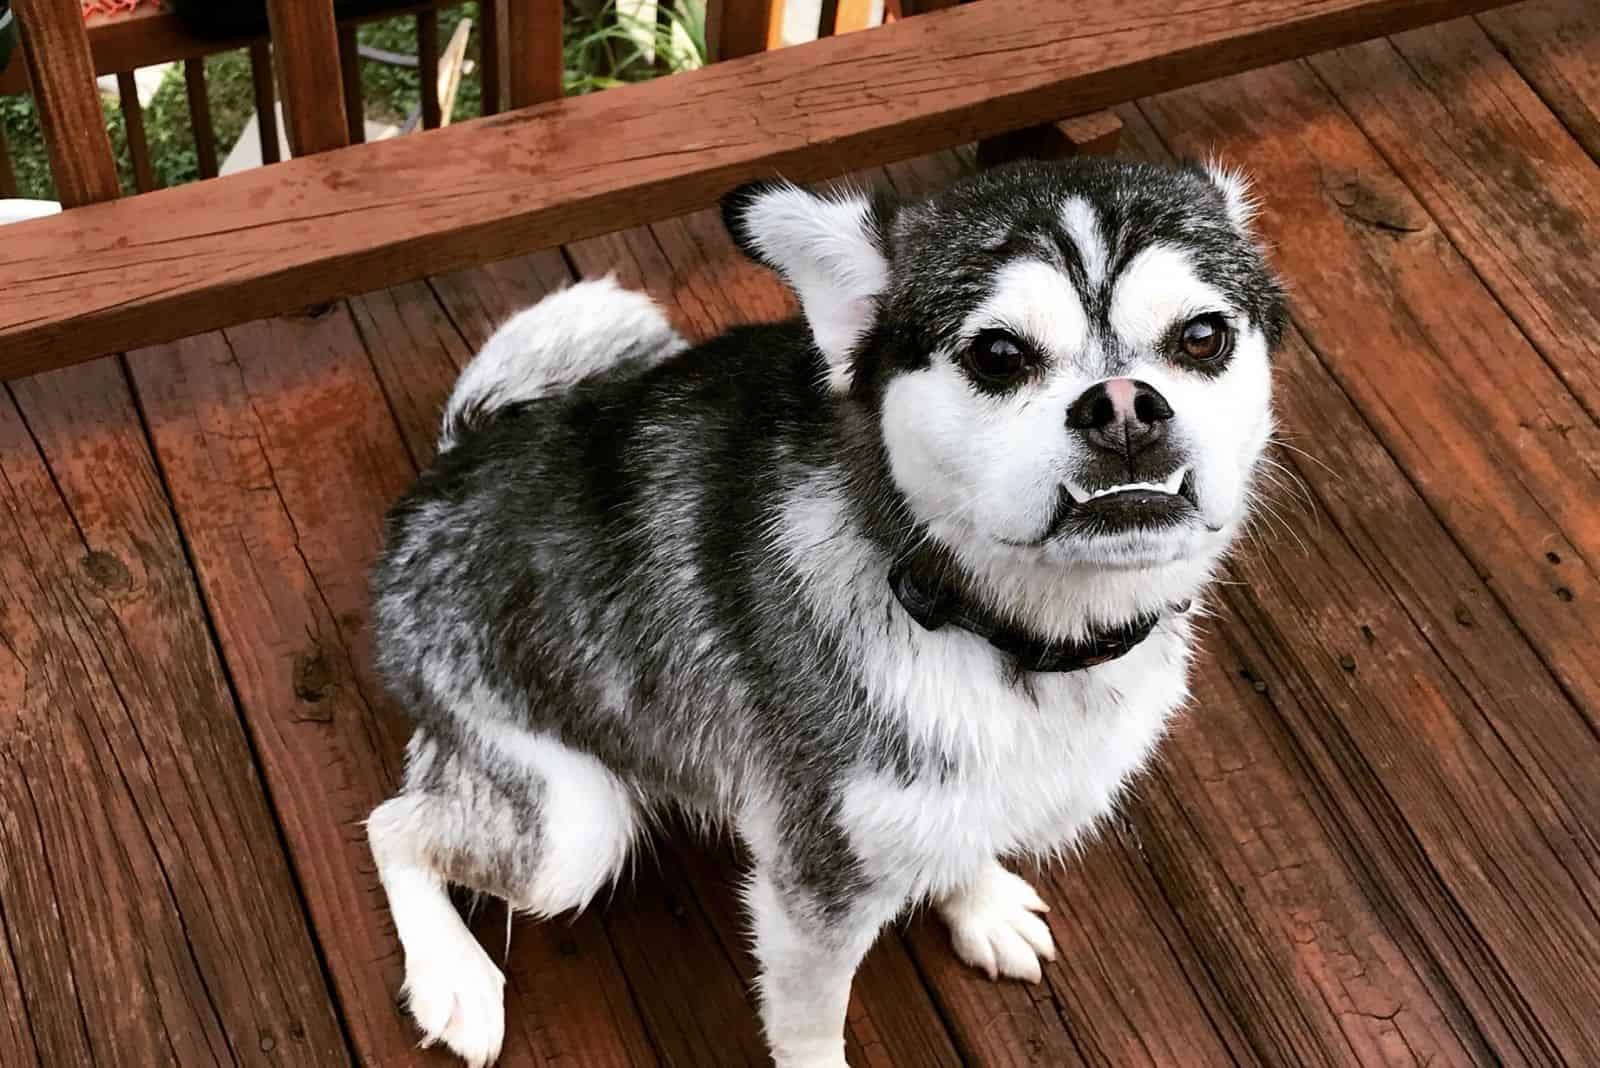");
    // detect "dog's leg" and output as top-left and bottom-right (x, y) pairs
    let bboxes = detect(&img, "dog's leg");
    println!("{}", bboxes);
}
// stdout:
(936, 859), (1056, 983)
(744, 857), (907, 1068)
(368, 726), (638, 1067)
